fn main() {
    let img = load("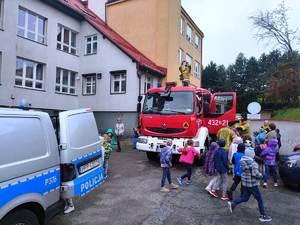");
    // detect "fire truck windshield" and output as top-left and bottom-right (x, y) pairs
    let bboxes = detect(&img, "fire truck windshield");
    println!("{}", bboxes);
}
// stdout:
(142, 91), (194, 115)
